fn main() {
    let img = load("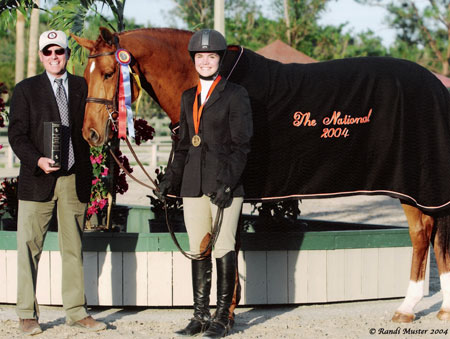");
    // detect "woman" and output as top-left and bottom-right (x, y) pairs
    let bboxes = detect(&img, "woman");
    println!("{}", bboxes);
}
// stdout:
(158, 29), (253, 338)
